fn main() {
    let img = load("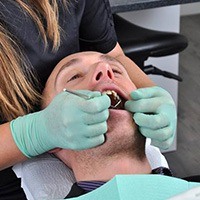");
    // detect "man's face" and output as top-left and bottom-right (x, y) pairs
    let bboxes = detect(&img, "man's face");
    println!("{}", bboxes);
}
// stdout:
(43, 52), (144, 168)
(43, 51), (136, 107)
